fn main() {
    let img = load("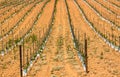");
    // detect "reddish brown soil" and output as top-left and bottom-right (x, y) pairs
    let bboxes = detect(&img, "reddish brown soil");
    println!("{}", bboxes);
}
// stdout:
(0, 5), (13, 14)
(0, 3), (24, 21)
(76, 0), (120, 46)
(107, 0), (120, 7)
(67, 0), (120, 77)
(0, 0), (43, 50)
(0, 0), (47, 77)
(87, 0), (120, 28)
(96, 0), (120, 16)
